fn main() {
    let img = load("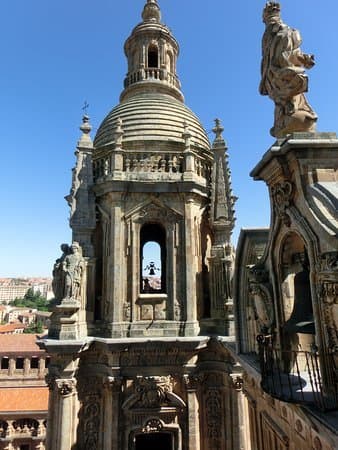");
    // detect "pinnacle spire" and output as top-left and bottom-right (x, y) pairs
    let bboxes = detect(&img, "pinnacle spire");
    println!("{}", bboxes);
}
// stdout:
(142, 0), (161, 23)
(78, 115), (93, 148)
